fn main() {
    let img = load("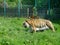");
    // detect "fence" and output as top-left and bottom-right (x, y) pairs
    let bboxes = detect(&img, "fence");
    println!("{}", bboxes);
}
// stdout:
(0, 0), (60, 19)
